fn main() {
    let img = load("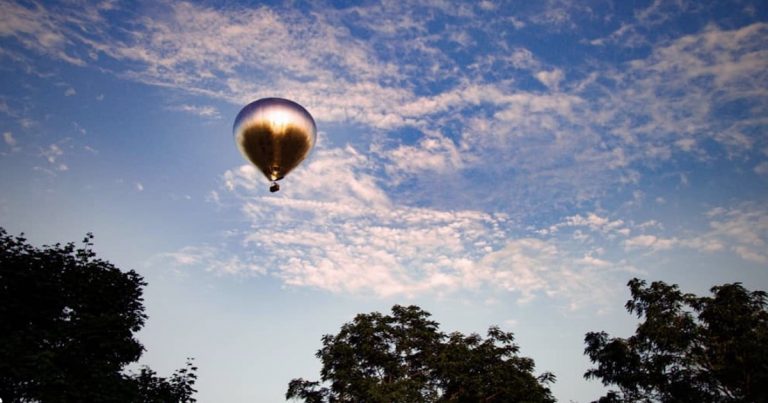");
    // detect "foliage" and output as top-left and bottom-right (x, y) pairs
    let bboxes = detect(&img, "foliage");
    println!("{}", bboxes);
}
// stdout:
(584, 278), (768, 403)
(132, 359), (198, 402)
(287, 305), (555, 403)
(0, 227), (197, 402)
